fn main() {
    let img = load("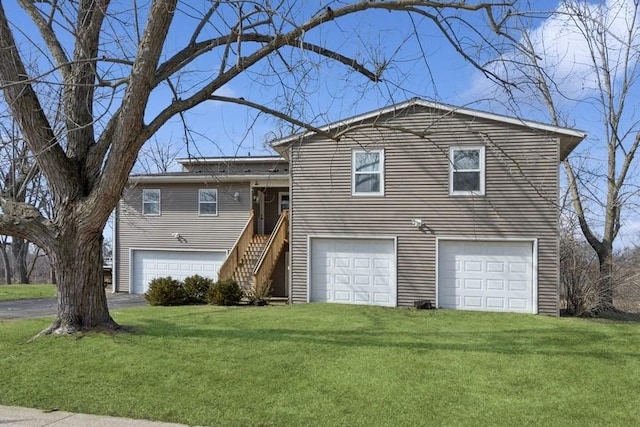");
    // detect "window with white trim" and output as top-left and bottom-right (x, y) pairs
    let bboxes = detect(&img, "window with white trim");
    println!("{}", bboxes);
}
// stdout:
(450, 147), (485, 195)
(142, 189), (161, 216)
(199, 189), (218, 215)
(352, 149), (384, 195)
